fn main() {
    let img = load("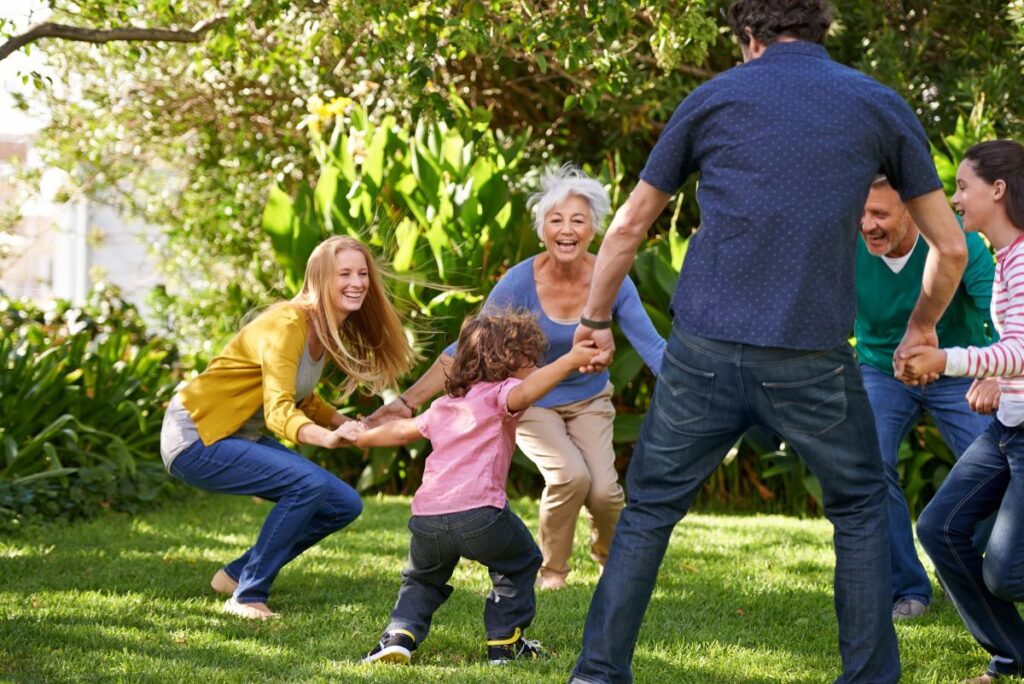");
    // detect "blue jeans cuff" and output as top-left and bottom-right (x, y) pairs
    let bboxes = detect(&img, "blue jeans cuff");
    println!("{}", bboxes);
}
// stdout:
(988, 655), (1021, 676)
